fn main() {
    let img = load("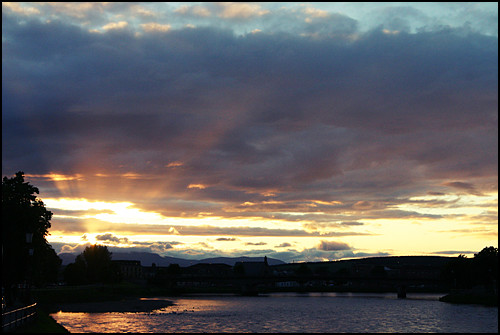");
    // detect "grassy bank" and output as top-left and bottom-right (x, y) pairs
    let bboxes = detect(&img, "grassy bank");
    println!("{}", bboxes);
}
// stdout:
(33, 282), (170, 305)
(13, 308), (69, 333)
(439, 292), (498, 307)
(31, 281), (184, 314)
